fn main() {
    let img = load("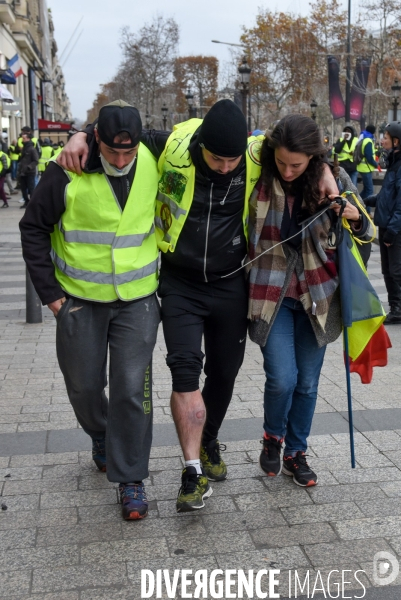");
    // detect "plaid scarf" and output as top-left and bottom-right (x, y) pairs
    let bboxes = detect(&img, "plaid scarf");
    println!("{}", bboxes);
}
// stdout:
(248, 178), (339, 332)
